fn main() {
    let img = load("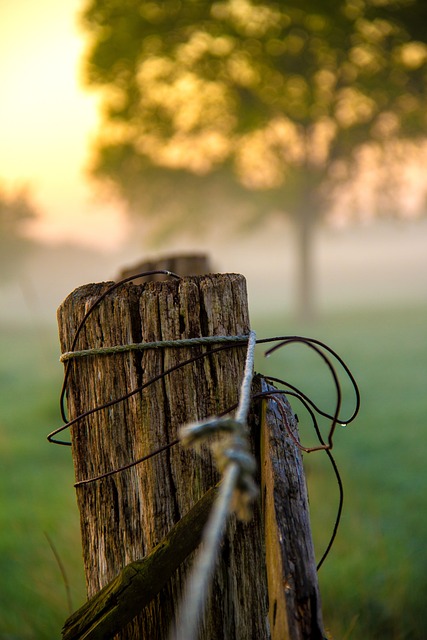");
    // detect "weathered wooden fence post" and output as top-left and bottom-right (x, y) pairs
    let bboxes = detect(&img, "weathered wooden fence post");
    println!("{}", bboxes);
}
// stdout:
(58, 272), (325, 639)
(59, 274), (265, 639)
